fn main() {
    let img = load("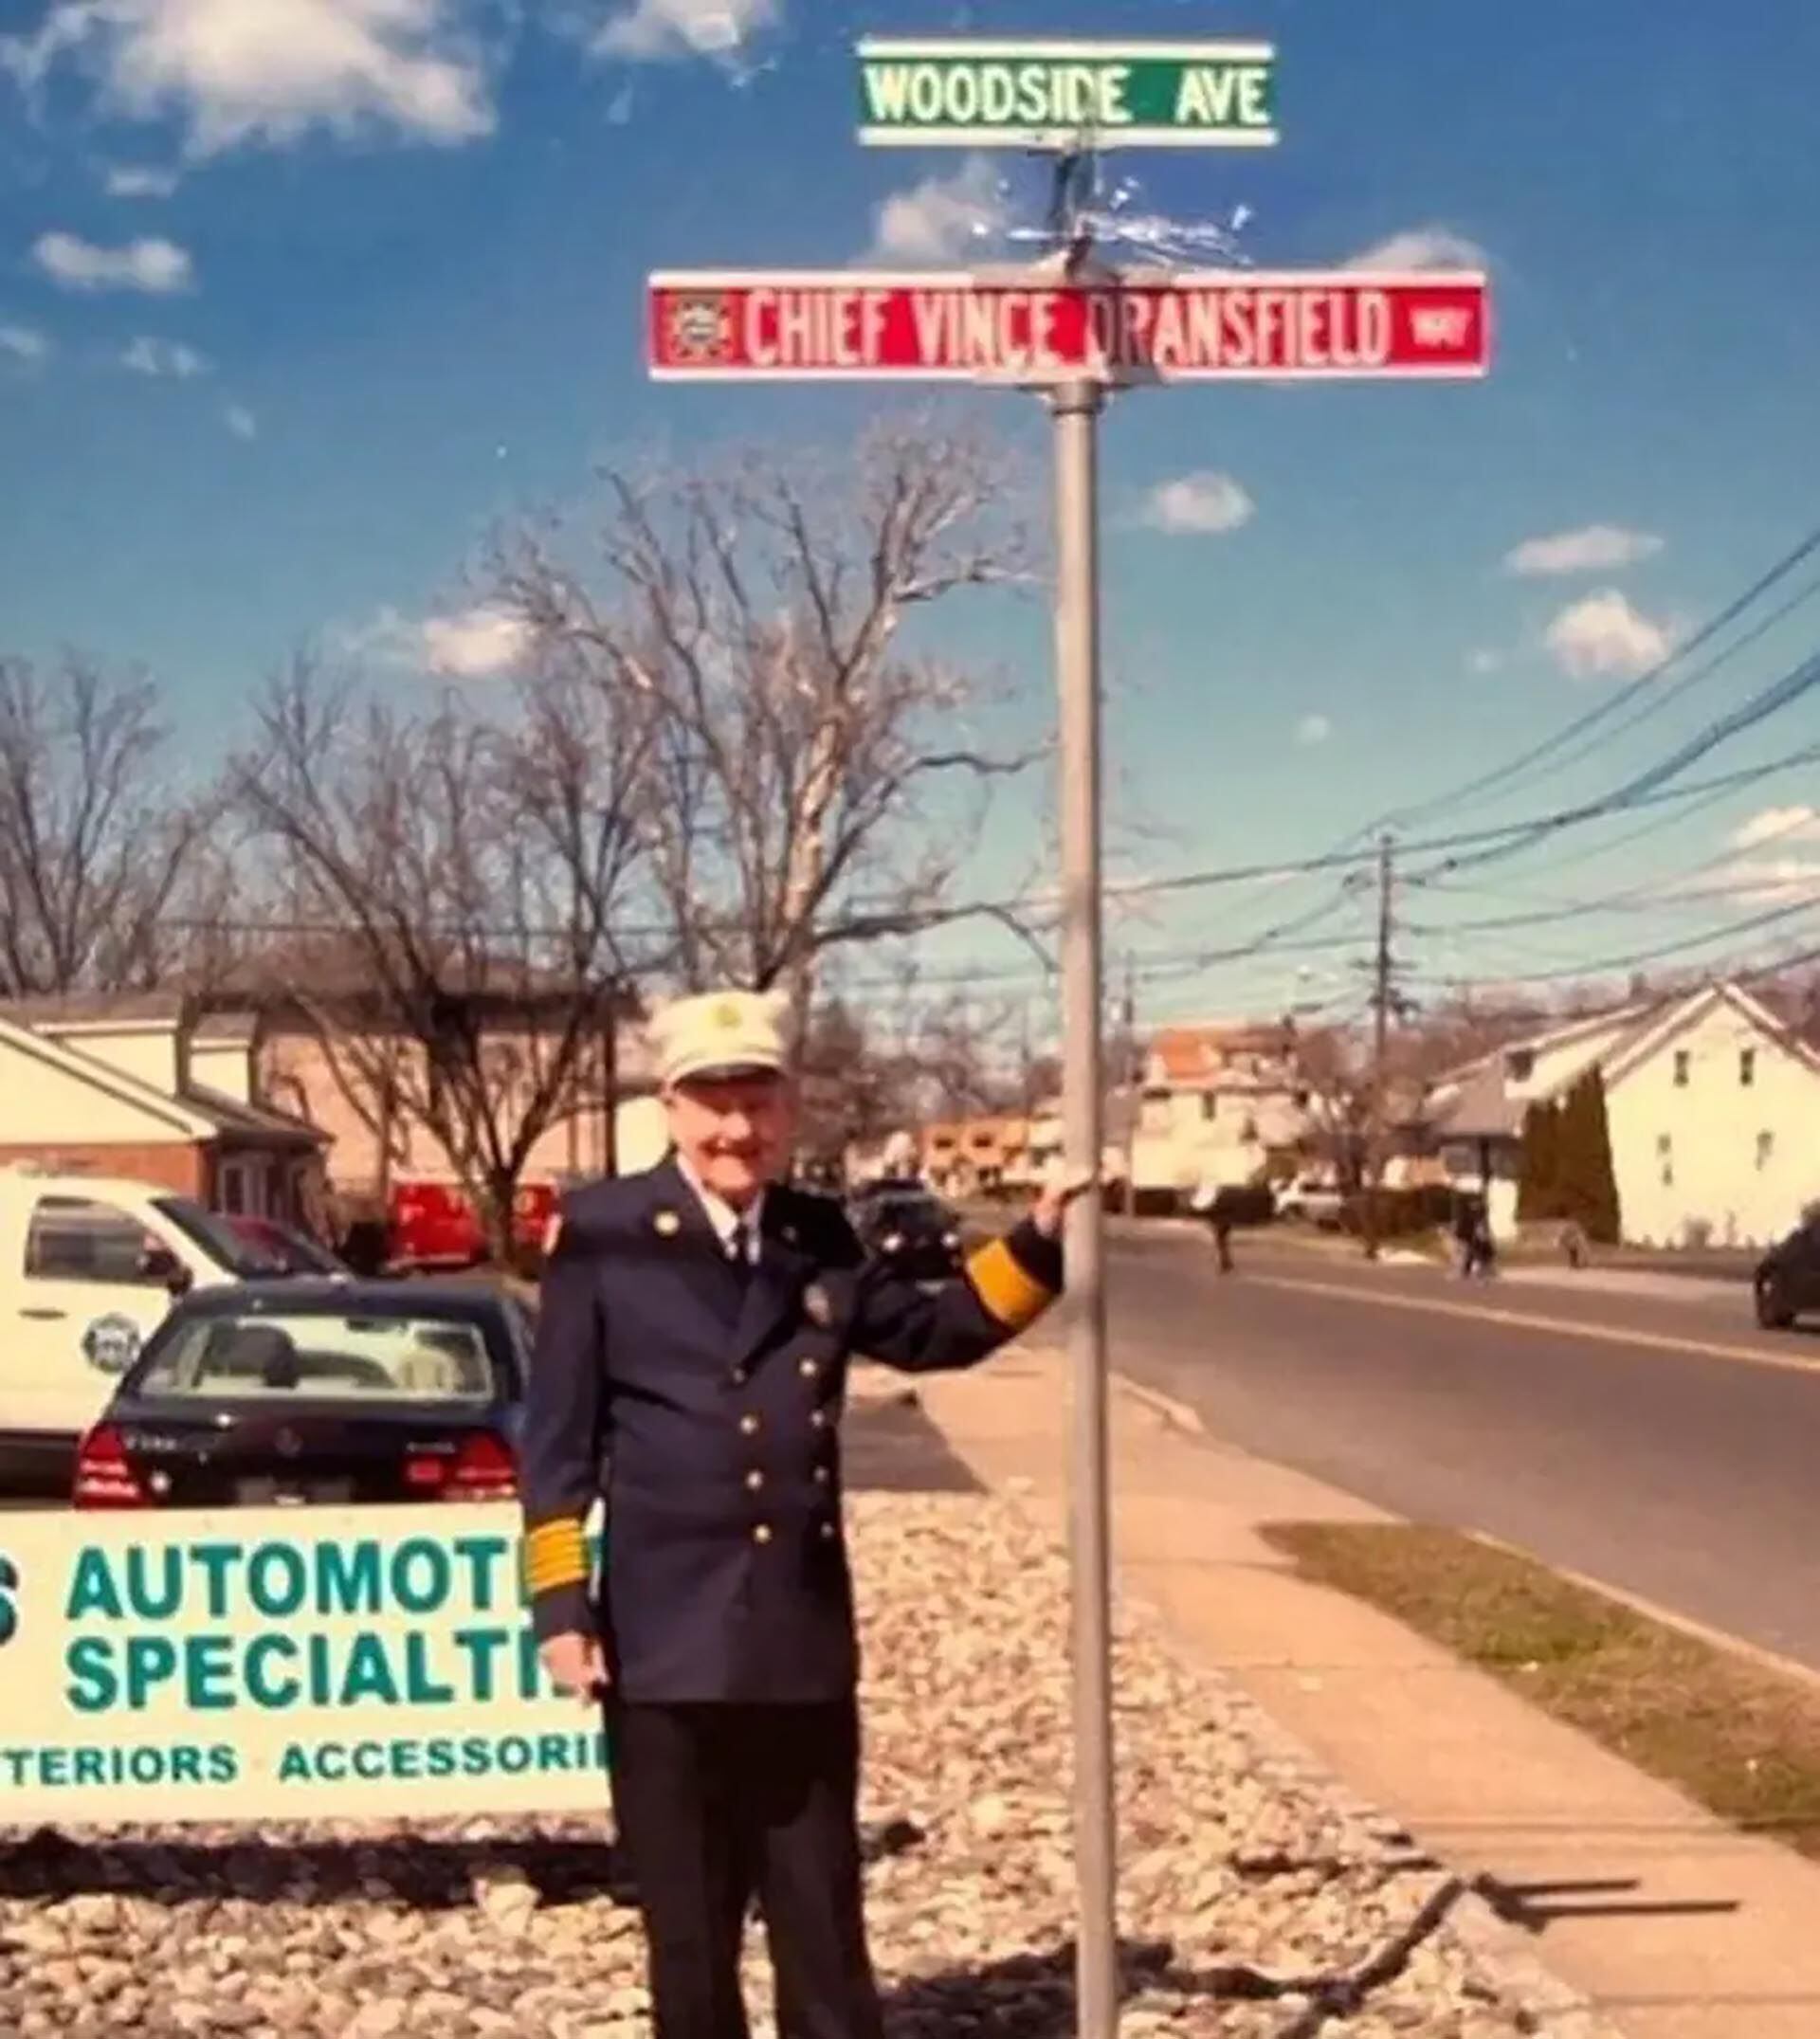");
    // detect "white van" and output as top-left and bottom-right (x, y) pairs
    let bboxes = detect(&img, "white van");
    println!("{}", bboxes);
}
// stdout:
(0, 1171), (287, 1493)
